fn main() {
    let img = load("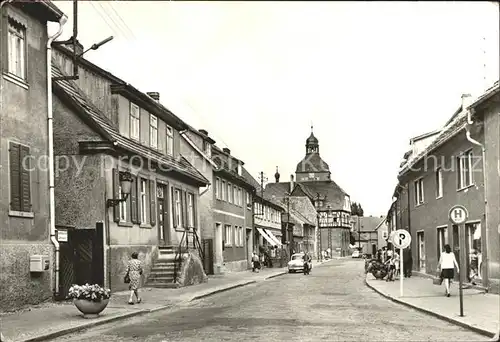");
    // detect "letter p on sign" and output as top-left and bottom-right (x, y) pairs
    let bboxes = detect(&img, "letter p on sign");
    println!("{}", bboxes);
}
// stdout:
(393, 229), (411, 249)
